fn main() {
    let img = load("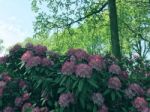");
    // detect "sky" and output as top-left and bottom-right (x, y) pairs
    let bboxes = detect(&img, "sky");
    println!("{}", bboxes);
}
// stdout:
(0, 0), (35, 55)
